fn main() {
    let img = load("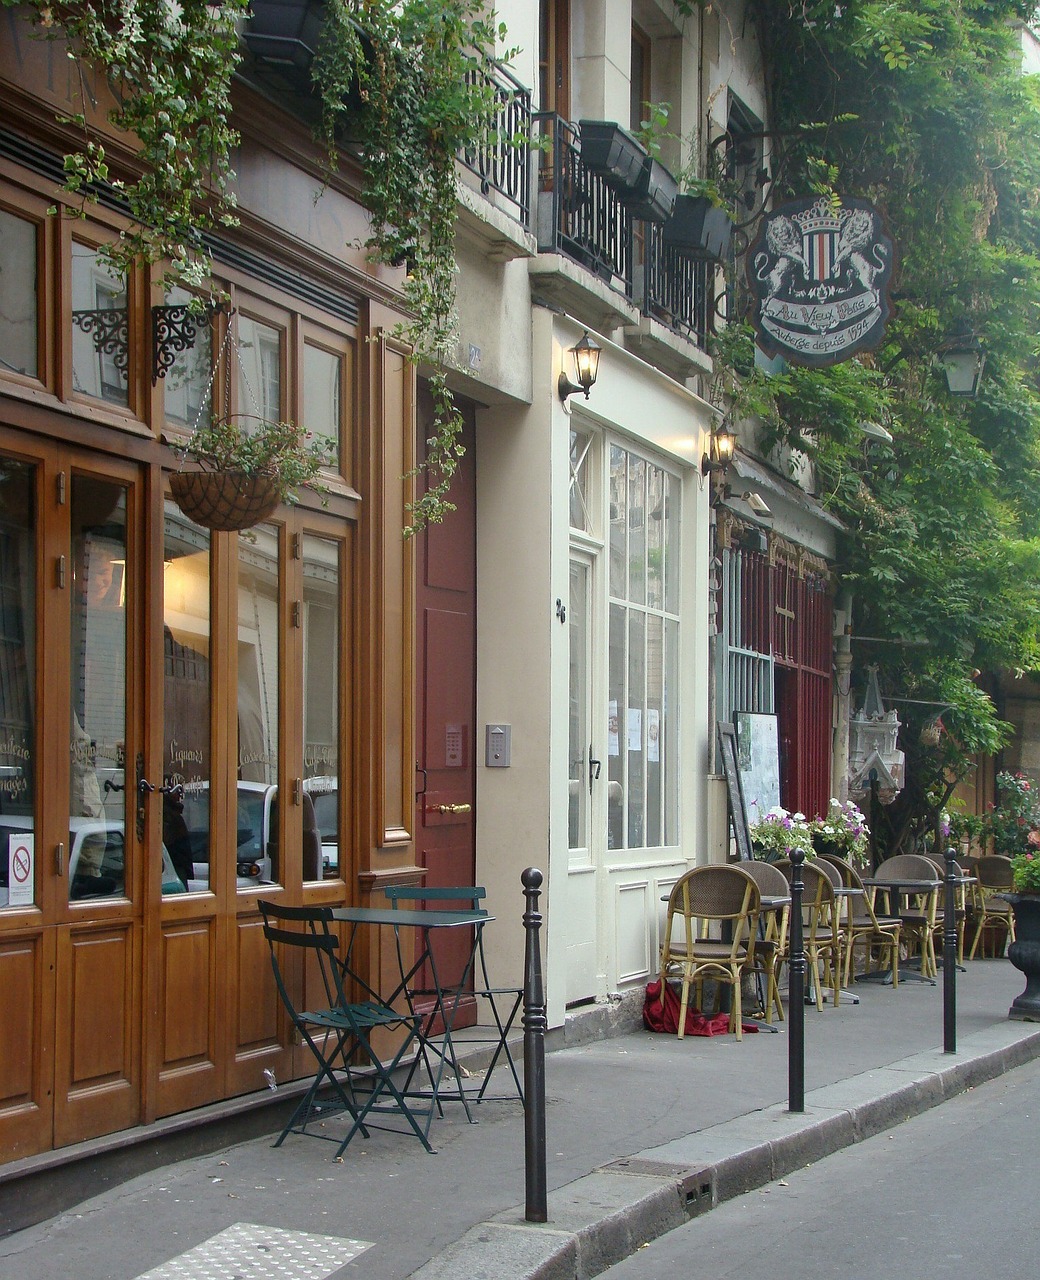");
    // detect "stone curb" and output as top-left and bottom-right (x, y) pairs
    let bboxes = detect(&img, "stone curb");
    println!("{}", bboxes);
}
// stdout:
(409, 1025), (1040, 1280)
